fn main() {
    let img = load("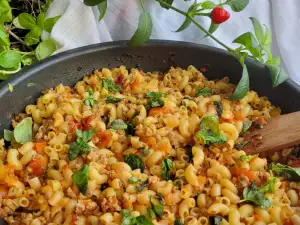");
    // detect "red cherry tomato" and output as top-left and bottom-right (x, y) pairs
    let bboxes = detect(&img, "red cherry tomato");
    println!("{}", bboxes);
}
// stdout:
(211, 7), (230, 24)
